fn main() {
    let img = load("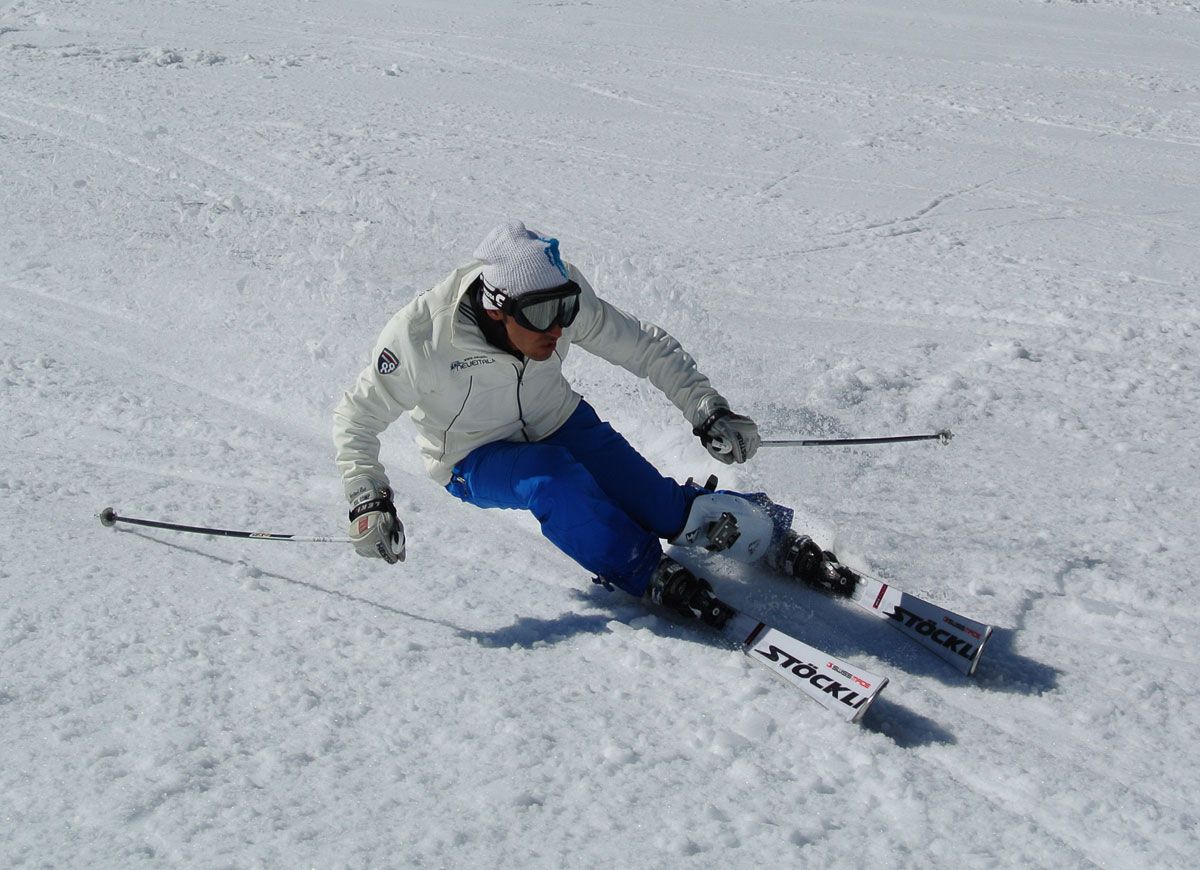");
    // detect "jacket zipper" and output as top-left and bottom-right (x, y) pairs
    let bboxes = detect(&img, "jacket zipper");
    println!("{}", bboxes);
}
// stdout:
(439, 376), (474, 461)
(513, 362), (530, 441)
